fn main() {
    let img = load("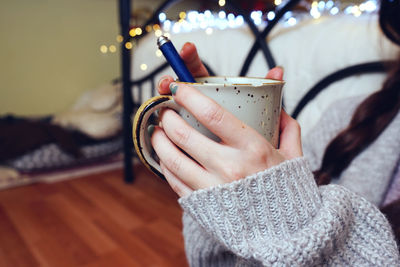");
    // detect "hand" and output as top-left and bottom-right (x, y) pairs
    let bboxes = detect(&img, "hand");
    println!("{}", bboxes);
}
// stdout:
(152, 43), (303, 197)
(158, 42), (209, 95)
